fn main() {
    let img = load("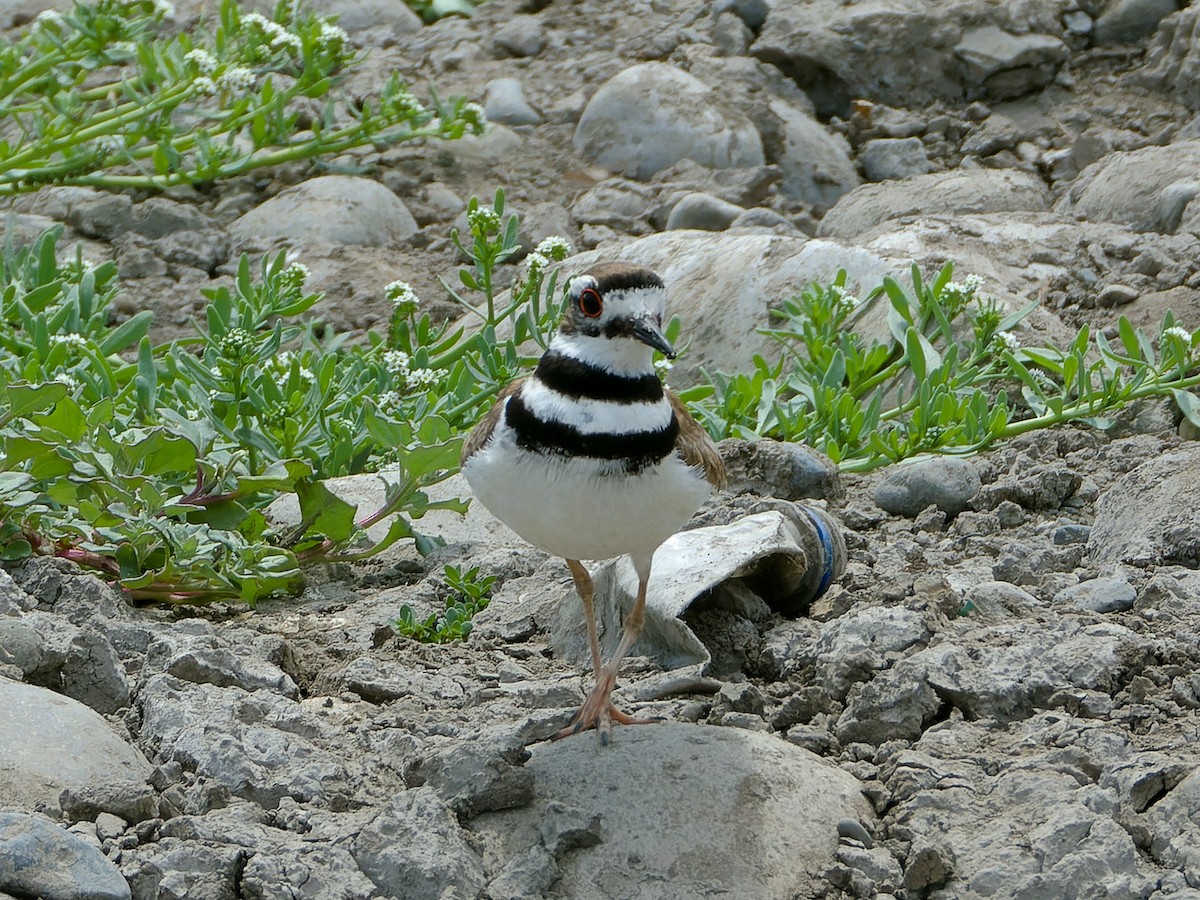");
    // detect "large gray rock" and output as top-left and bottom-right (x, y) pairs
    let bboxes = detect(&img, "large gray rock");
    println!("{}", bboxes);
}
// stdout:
(352, 788), (486, 900)
(838, 618), (1147, 742)
(484, 77), (540, 127)
(0, 812), (130, 900)
(767, 99), (859, 207)
(860, 136), (932, 181)
(122, 841), (243, 900)
(573, 62), (764, 180)
(0, 681), (152, 815)
(1057, 141), (1200, 232)
(322, 0), (421, 38)
(886, 717), (1158, 898)
(954, 27), (1068, 99)
(138, 675), (351, 807)
(819, 168), (1050, 241)
(1088, 443), (1200, 567)
(874, 458), (982, 517)
(750, 3), (962, 111)
(1093, 0), (1178, 45)
(1145, 767), (1200, 880)
(230, 176), (419, 248)
(59, 625), (129, 715)
(474, 723), (873, 899)
(1145, 6), (1200, 110)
